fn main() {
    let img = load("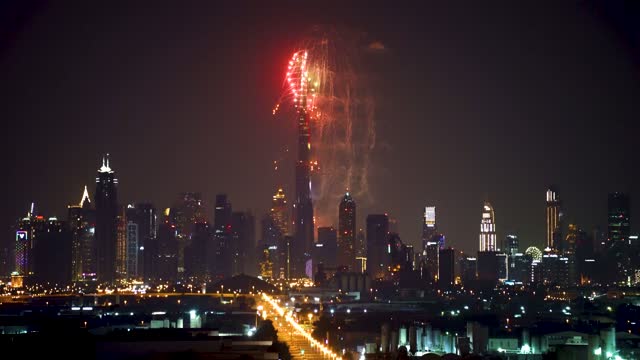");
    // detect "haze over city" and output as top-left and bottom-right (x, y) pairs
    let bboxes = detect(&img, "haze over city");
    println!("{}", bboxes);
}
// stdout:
(1, 2), (640, 359)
